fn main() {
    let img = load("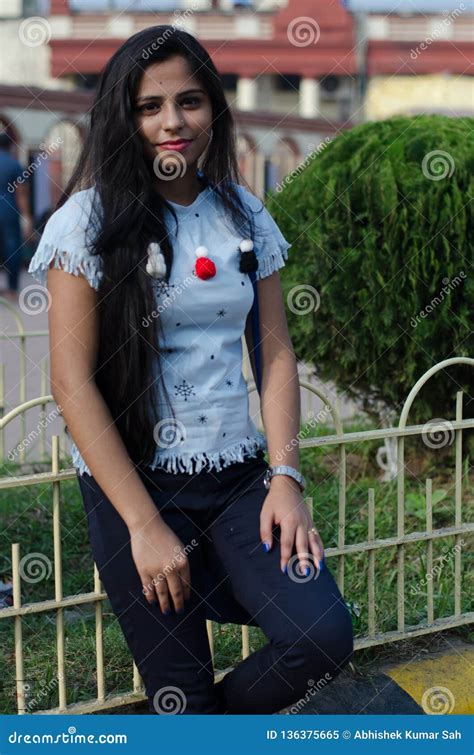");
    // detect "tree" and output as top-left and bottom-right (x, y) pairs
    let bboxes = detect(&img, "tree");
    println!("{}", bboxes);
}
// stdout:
(267, 114), (473, 427)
